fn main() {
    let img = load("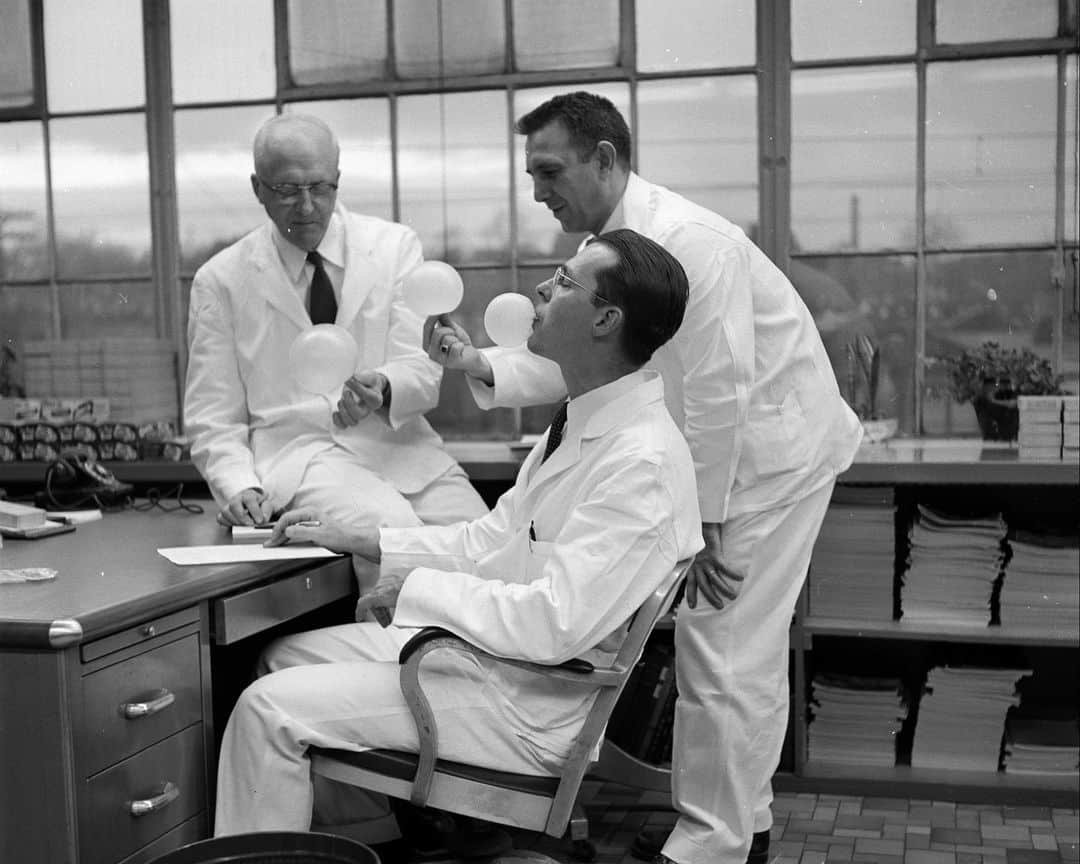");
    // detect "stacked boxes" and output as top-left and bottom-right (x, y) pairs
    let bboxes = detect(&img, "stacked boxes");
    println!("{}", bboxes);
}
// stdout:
(1017, 396), (1066, 461)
